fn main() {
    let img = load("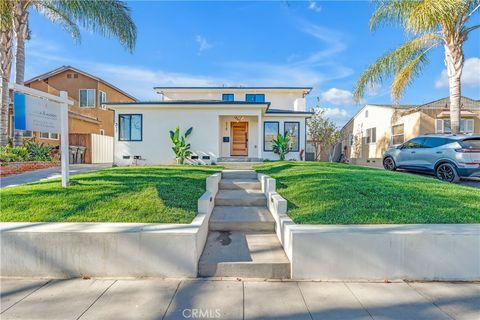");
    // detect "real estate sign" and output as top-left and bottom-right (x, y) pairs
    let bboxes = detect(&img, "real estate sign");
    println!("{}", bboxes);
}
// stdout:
(13, 92), (61, 133)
